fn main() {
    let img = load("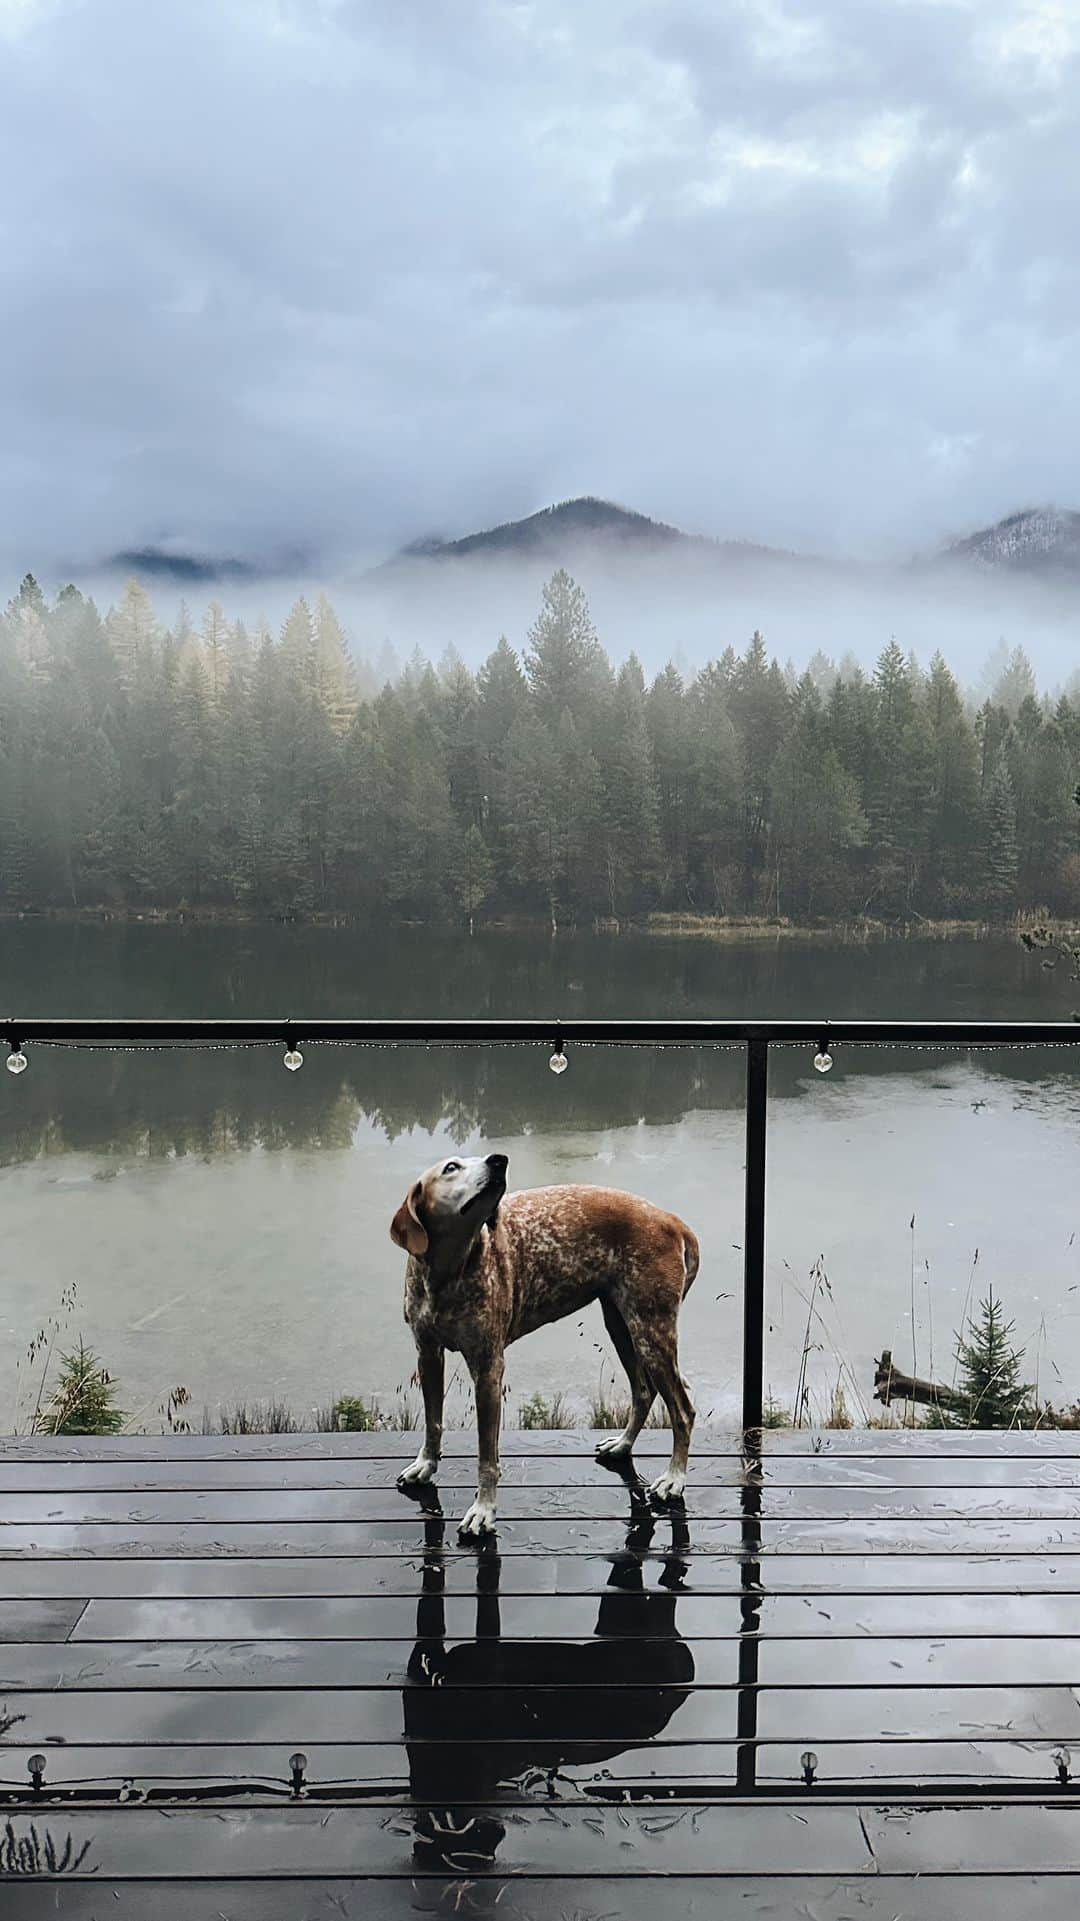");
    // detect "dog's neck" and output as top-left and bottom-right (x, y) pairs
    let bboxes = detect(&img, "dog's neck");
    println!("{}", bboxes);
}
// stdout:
(413, 1221), (491, 1290)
